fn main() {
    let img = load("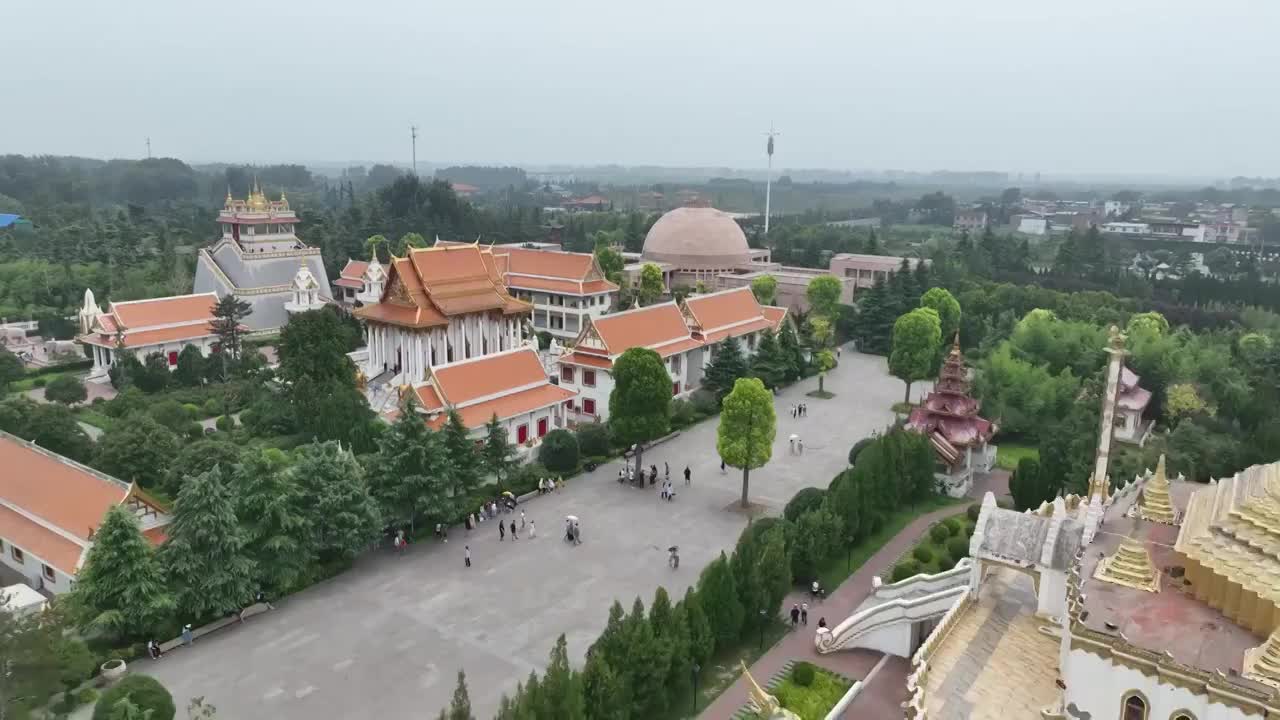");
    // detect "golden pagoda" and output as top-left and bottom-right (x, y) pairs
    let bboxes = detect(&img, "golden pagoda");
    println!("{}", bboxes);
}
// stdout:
(1245, 628), (1280, 690)
(1094, 536), (1160, 592)
(1139, 455), (1177, 524)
